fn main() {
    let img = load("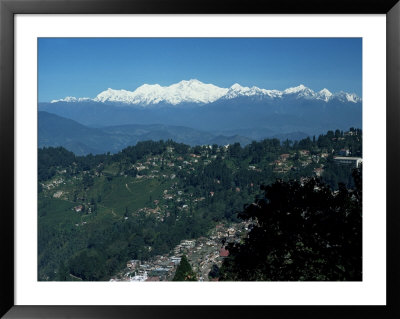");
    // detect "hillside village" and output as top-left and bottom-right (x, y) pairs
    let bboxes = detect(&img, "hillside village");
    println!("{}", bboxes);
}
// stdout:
(38, 128), (362, 281)
(110, 221), (250, 282)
